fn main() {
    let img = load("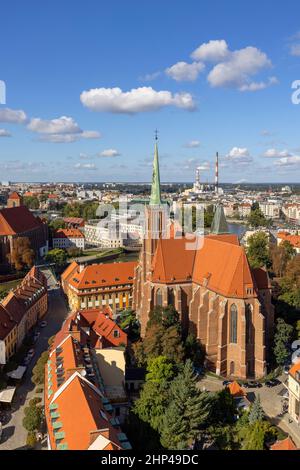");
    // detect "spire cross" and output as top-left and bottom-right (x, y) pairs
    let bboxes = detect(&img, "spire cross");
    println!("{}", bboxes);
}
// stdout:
(154, 128), (159, 141)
